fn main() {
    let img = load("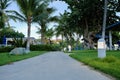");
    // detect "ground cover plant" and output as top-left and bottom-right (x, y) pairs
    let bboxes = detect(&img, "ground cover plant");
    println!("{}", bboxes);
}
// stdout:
(0, 51), (46, 66)
(70, 50), (120, 80)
